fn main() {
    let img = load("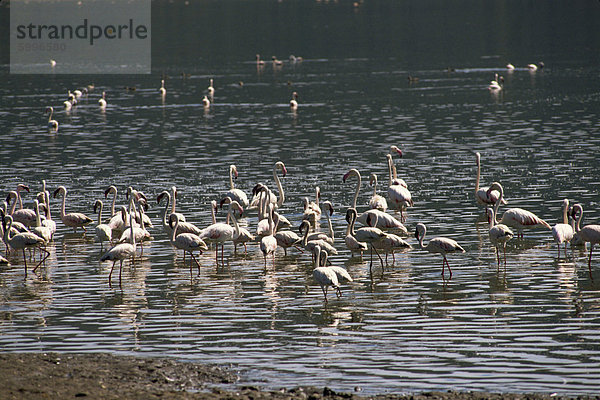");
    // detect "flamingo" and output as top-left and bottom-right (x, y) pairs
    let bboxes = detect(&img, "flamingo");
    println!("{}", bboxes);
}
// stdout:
(50, 59), (56, 67)
(249, 161), (287, 210)
(272, 56), (283, 67)
(208, 78), (215, 98)
(157, 190), (200, 236)
(506, 63), (515, 70)
(260, 203), (278, 268)
(487, 182), (551, 238)
(202, 95), (210, 108)
(64, 91), (76, 110)
(552, 199), (574, 258)
(100, 205), (136, 286)
(6, 186), (39, 227)
(369, 173), (388, 212)
(104, 186), (129, 232)
(389, 146), (408, 188)
(220, 197), (255, 254)
(93, 200), (112, 250)
(2, 213), (49, 278)
(343, 168), (406, 232)
(319, 249), (353, 296)
(118, 199), (153, 254)
(302, 186), (321, 223)
(224, 165), (249, 208)
(299, 219), (338, 259)
(159, 79), (166, 96)
(311, 244), (339, 303)
(345, 208), (386, 274)
(46, 107), (58, 131)
(290, 91), (298, 110)
(198, 200), (244, 266)
(385, 153), (413, 222)
(52, 186), (93, 232)
(415, 223), (465, 278)
(256, 54), (265, 67)
(40, 190), (56, 240)
(344, 207), (368, 257)
(486, 208), (514, 266)
(98, 91), (107, 109)
(488, 74), (503, 91)
(168, 213), (208, 277)
(570, 204), (600, 274)
(474, 152), (507, 210)
(30, 199), (52, 245)
(374, 231), (411, 266)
